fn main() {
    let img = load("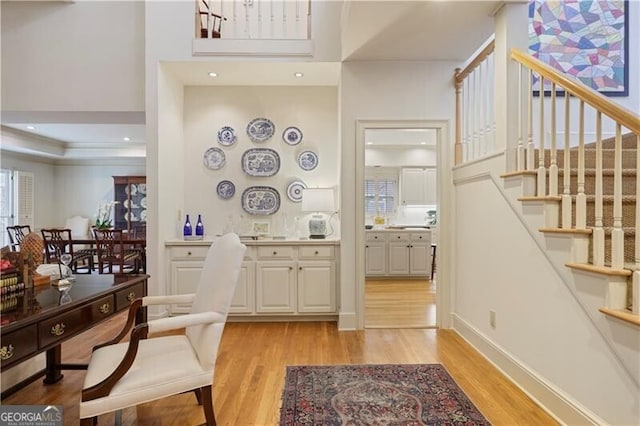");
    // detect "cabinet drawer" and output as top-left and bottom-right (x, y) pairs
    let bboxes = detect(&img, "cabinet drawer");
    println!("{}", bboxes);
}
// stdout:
(299, 246), (334, 260)
(257, 246), (295, 260)
(39, 307), (92, 348)
(169, 246), (210, 259)
(410, 233), (430, 242)
(366, 232), (386, 242)
(388, 232), (410, 242)
(1, 325), (37, 368)
(116, 282), (145, 311)
(243, 246), (256, 261)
